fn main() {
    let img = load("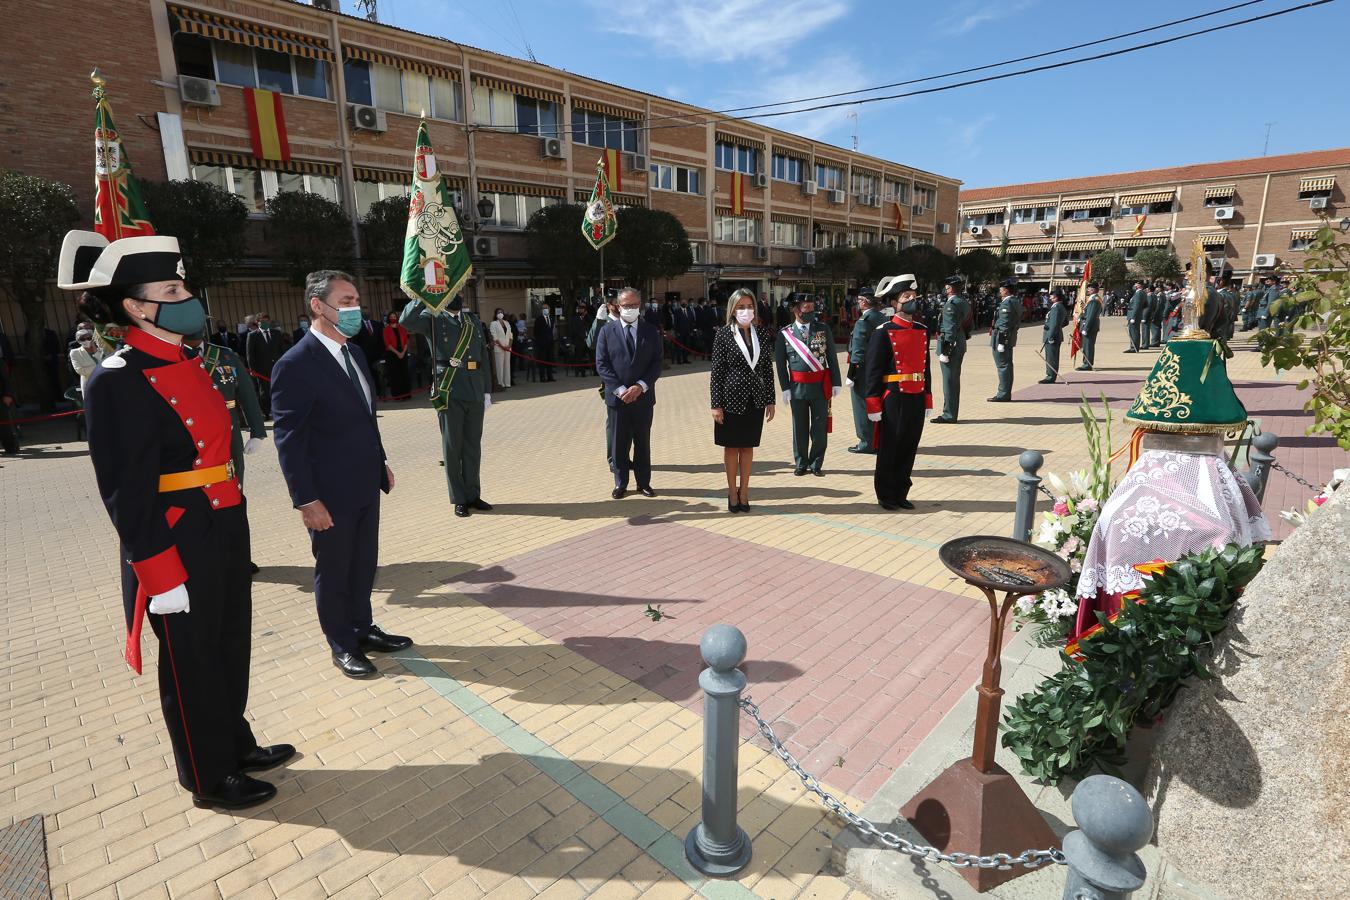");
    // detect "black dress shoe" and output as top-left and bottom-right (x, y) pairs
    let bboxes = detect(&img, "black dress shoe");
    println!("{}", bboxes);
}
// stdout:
(793, 466), (806, 476)
(811, 468), (825, 477)
(454, 504), (470, 517)
(611, 487), (626, 499)
(193, 772), (277, 810)
(737, 503), (751, 513)
(332, 650), (377, 678)
(637, 486), (656, 497)
(896, 499), (915, 510)
(847, 444), (868, 453)
(988, 395), (1011, 402)
(239, 744), (296, 773)
(880, 501), (899, 511)
(930, 416), (955, 424)
(249, 561), (260, 574)
(361, 625), (413, 653)
(469, 498), (493, 511)
(1124, 348), (1137, 353)
(1038, 377), (1056, 384)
